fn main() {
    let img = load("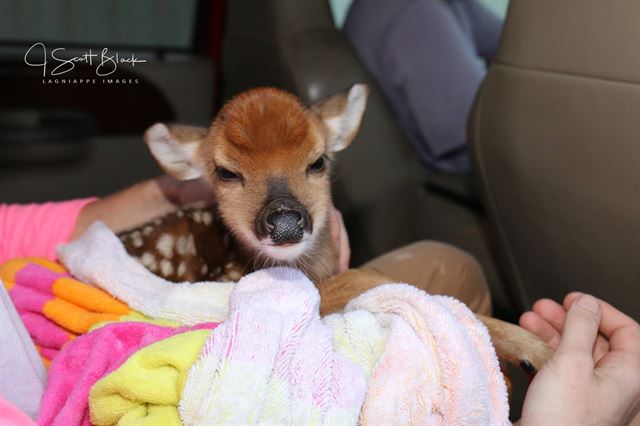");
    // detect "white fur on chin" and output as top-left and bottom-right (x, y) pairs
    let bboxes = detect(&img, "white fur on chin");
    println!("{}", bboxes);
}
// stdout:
(258, 236), (313, 261)
(235, 225), (316, 263)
